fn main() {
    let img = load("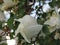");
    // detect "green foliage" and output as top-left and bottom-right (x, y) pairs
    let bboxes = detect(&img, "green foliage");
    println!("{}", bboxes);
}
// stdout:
(17, 33), (24, 40)
(7, 0), (26, 30)
(7, 13), (20, 30)
(14, 21), (20, 30)
(37, 35), (60, 45)
(16, 0), (26, 18)
(0, 36), (2, 42)
(0, 22), (2, 29)
(49, 0), (60, 7)
(37, 17), (45, 25)
(42, 25), (50, 35)
(22, 42), (32, 45)
(7, 16), (14, 29)
(7, 13), (20, 38)
(37, 13), (49, 25)
(0, 43), (7, 45)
